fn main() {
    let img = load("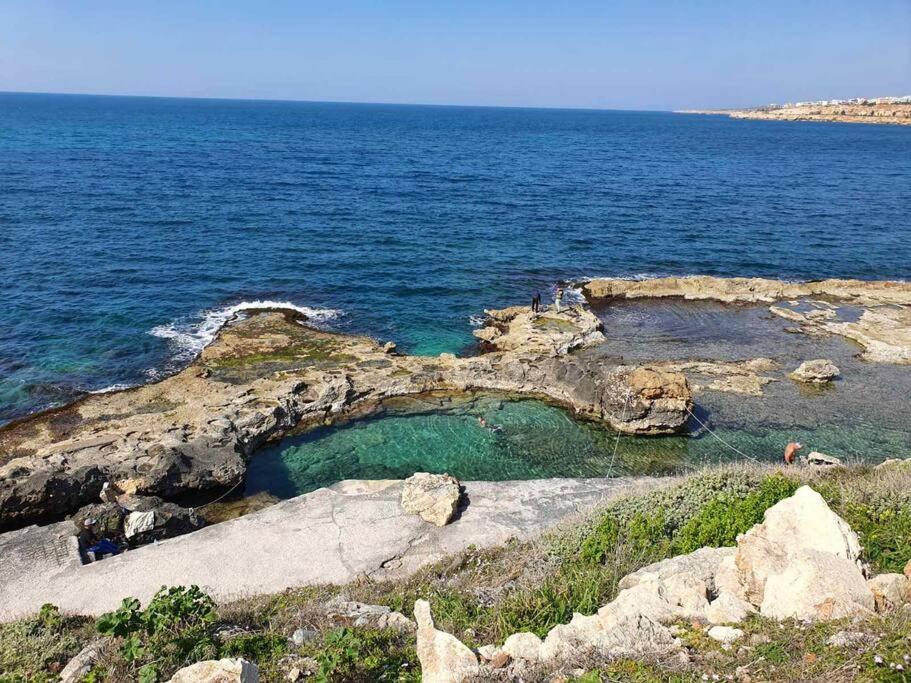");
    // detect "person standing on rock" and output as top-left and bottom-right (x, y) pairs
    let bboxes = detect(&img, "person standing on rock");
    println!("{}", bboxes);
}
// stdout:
(784, 441), (803, 464)
(554, 288), (564, 312)
(531, 292), (541, 314)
